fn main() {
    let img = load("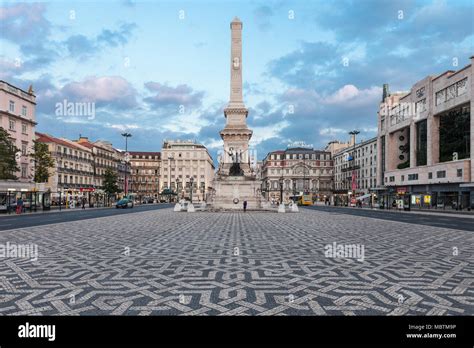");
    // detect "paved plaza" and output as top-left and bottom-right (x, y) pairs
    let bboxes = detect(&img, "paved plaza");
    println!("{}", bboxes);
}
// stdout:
(0, 207), (472, 315)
